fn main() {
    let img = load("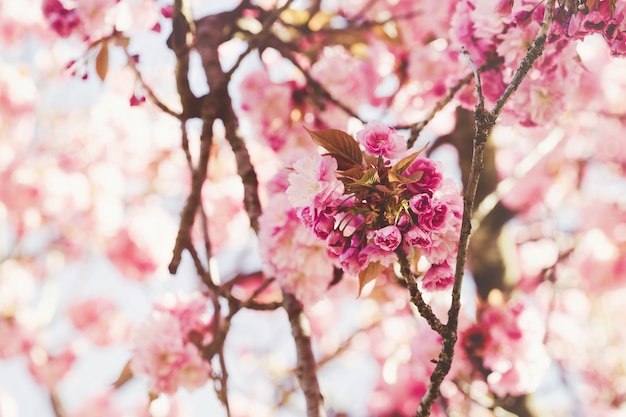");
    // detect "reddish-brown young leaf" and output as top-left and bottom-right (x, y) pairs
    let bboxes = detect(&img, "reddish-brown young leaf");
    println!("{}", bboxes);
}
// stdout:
(358, 261), (385, 296)
(340, 166), (366, 180)
(95, 43), (109, 81)
(391, 144), (428, 175)
(388, 170), (424, 184)
(305, 127), (363, 170)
